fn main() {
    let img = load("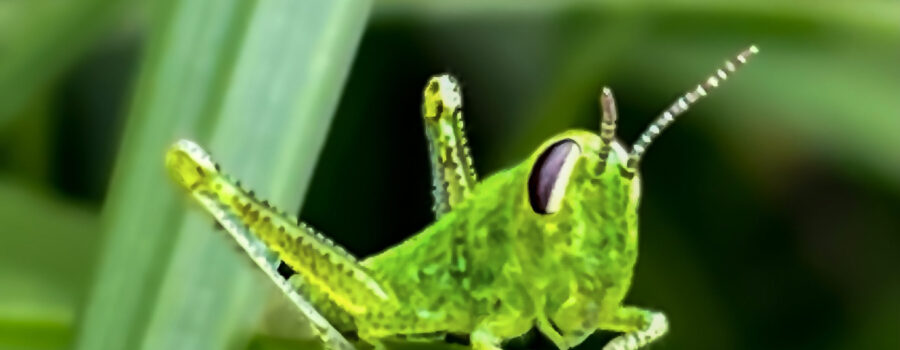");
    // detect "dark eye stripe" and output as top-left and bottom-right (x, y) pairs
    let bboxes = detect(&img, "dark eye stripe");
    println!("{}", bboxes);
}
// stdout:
(528, 139), (578, 214)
